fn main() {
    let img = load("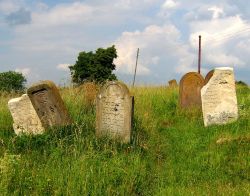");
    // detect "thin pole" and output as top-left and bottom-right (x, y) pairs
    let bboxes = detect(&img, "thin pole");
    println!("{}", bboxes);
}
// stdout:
(132, 48), (139, 87)
(198, 35), (201, 74)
